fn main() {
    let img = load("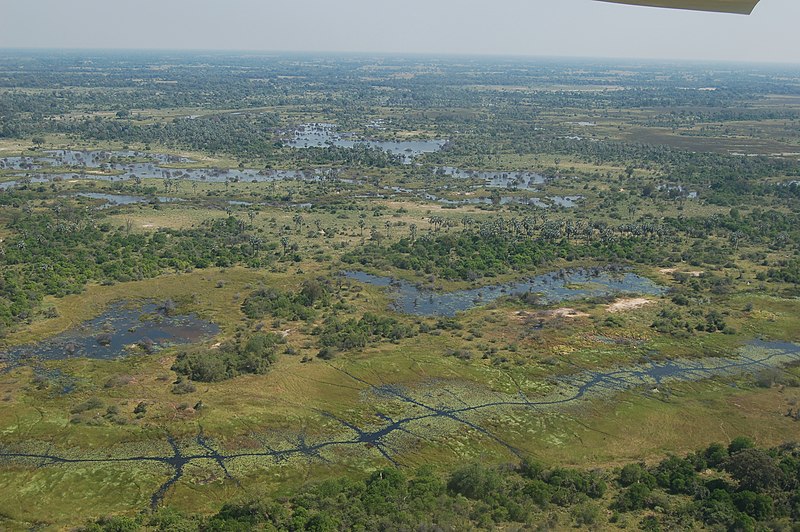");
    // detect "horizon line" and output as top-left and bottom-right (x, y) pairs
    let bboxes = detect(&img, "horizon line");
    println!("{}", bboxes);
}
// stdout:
(1, 47), (799, 68)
